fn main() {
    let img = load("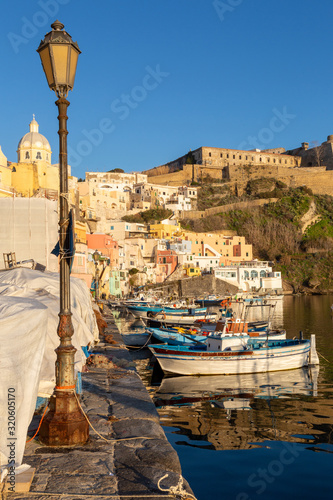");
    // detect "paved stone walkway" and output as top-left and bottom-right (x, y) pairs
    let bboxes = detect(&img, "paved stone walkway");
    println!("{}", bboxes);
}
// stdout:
(5, 306), (194, 500)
